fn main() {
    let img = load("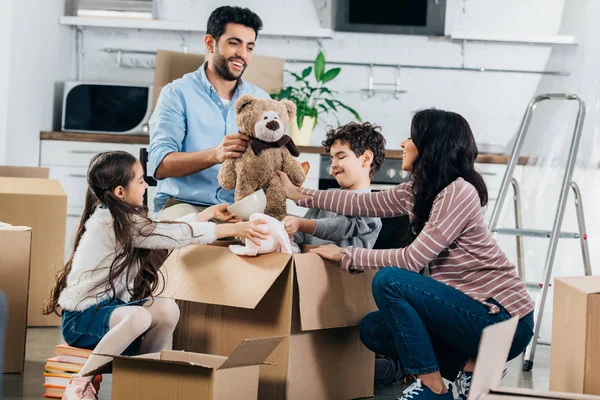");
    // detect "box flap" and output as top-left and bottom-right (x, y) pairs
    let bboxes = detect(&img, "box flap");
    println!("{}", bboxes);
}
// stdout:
(492, 387), (600, 400)
(161, 245), (292, 309)
(219, 336), (284, 370)
(293, 253), (377, 331)
(0, 166), (49, 179)
(468, 317), (519, 400)
(555, 276), (600, 295)
(0, 223), (32, 231)
(153, 50), (284, 108)
(0, 177), (66, 196)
